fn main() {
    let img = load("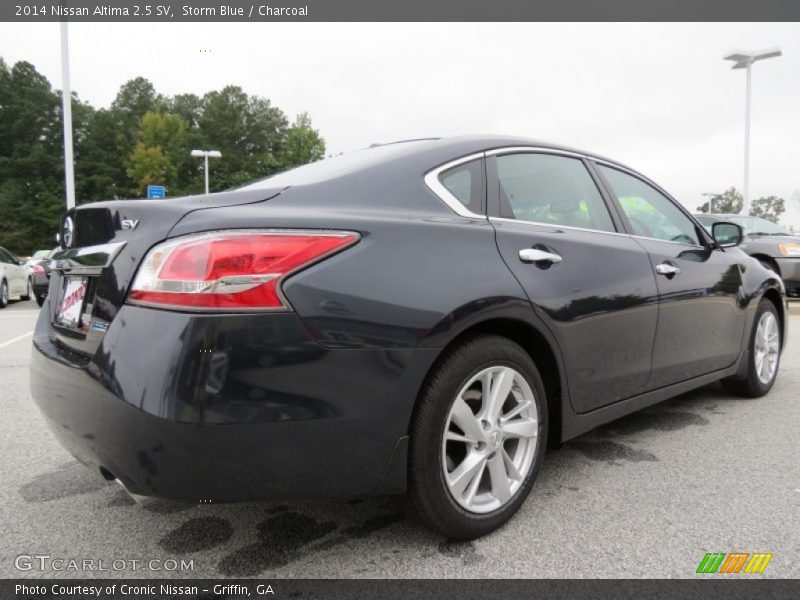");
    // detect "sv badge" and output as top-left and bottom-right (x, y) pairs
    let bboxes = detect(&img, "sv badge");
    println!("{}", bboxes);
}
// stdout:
(121, 219), (140, 230)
